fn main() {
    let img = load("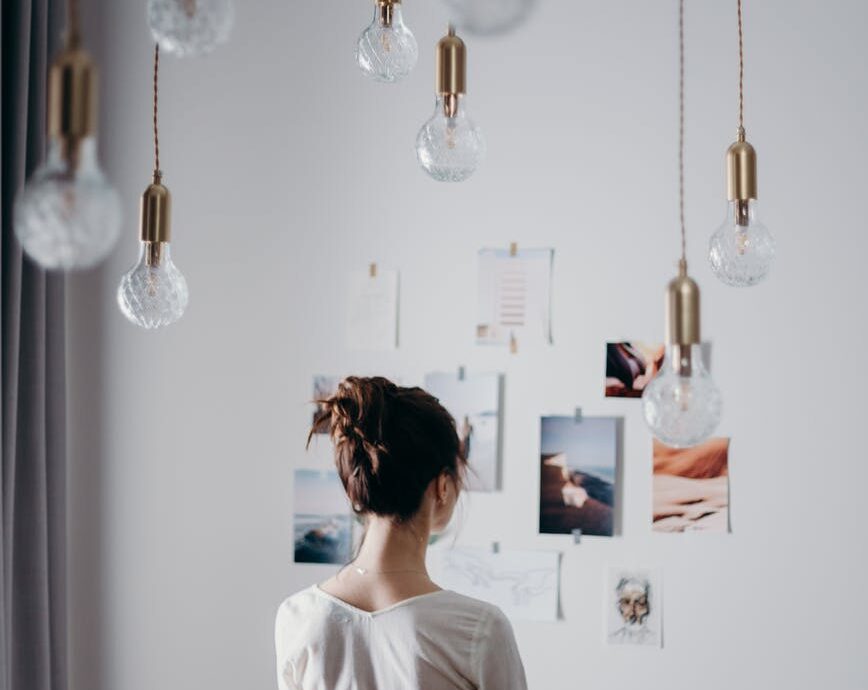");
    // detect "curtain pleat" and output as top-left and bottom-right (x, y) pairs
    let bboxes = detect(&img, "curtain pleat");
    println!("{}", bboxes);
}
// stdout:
(1, 1), (68, 690)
